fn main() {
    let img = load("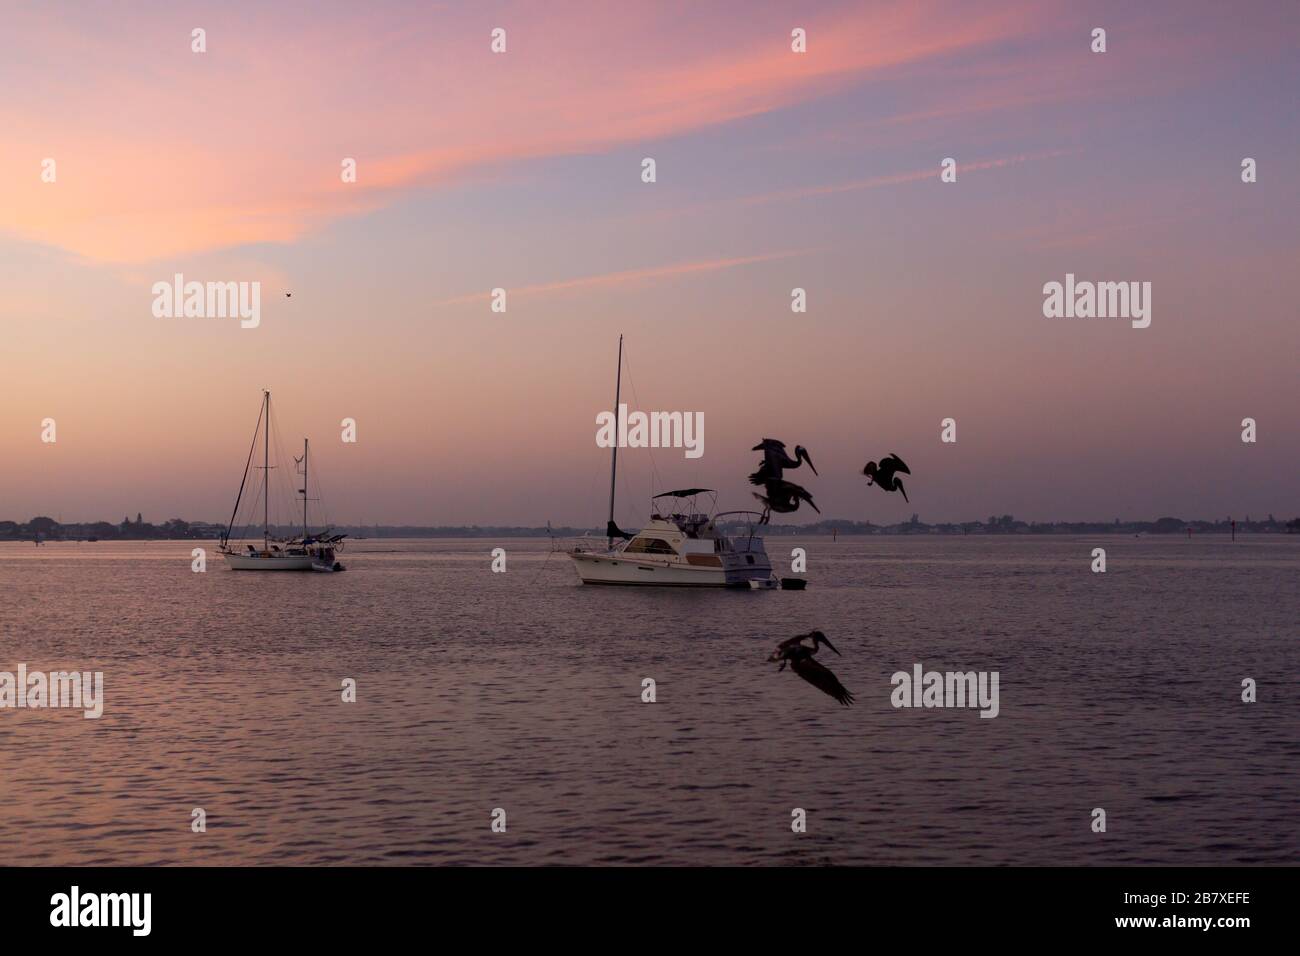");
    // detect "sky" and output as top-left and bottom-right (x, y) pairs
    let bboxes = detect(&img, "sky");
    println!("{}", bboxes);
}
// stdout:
(1, 0), (1296, 528)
